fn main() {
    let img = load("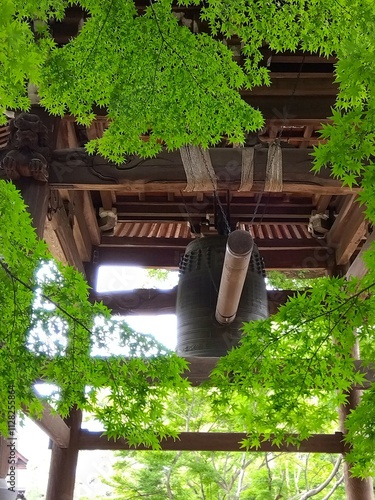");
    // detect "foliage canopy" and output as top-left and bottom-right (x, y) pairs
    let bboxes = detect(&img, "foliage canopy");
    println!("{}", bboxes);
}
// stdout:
(0, 180), (189, 448)
(3, 0), (375, 481)
(1, 0), (375, 173)
(107, 389), (345, 500)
